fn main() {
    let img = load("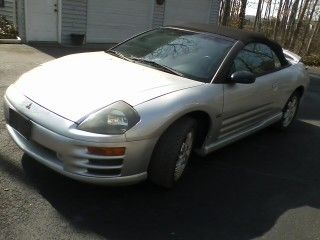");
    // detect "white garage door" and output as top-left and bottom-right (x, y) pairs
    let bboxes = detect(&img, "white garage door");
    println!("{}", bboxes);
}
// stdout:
(87, 0), (153, 43)
(164, 0), (212, 25)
